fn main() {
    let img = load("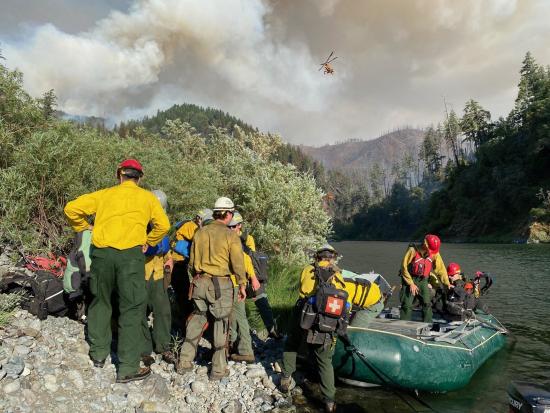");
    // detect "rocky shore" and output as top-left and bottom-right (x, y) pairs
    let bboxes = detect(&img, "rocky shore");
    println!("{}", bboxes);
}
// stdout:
(0, 308), (297, 413)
